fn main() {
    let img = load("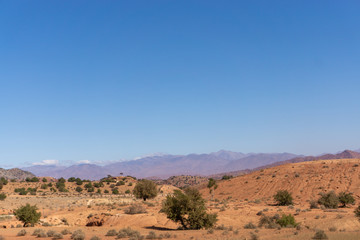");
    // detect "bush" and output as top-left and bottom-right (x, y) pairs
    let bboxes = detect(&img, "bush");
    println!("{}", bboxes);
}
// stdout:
(47, 230), (56, 237)
(32, 229), (43, 236)
(125, 189), (131, 194)
(52, 232), (64, 239)
(161, 187), (217, 230)
(274, 190), (293, 206)
(318, 191), (339, 209)
(90, 236), (101, 240)
(105, 229), (117, 236)
(276, 214), (297, 227)
(146, 231), (157, 239)
(338, 192), (355, 207)
(125, 204), (147, 214)
(117, 227), (142, 239)
(14, 204), (41, 227)
(310, 199), (319, 209)
(117, 181), (125, 186)
(312, 230), (328, 239)
(244, 222), (257, 229)
(258, 214), (280, 229)
(0, 193), (6, 201)
(17, 229), (27, 236)
(33, 229), (47, 237)
(75, 178), (83, 185)
(133, 180), (158, 201)
(71, 230), (85, 240)
(61, 229), (72, 235)
(221, 175), (233, 180)
(76, 187), (83, 193)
